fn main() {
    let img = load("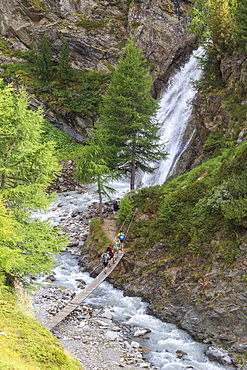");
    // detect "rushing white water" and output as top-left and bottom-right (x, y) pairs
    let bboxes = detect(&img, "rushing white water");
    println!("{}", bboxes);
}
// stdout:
(34, 48), (235, 369)
(141, 47), (204, 187)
